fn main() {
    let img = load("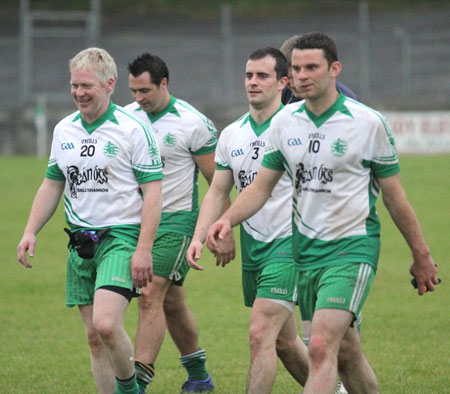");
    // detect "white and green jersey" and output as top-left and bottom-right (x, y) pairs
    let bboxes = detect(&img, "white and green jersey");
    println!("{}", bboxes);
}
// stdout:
(125, 95), (217, 236)
(262, 94), (399, 272)
(46, 101), (163, 245)
(216, 105), (293, 271)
